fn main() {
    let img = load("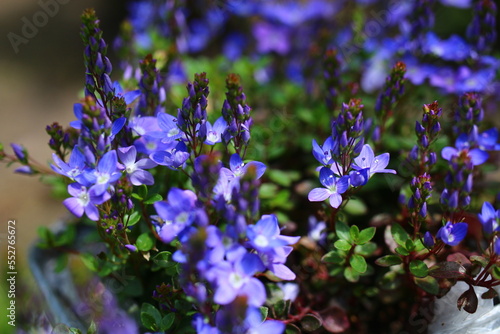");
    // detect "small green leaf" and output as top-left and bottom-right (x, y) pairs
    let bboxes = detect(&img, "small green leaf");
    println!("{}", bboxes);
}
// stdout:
(259, 306), (269, 321)
(285, 323), (302, 334)
(137, 184), (148, 199)
(141, 303), (161, 331)
(160, 313), (175, 331)
(357, 227), (376, 245)
(375, 255), (403, 267)
(492, 266), (500, 280)
(322, 251), (345, 264)
(87, 321), (97, 334)
(354, 242), (377, 256)
(349, 225), (360, 242)
(69, 328), (82, 334)
(344, 266), (360, 282)
(405, 239), (415, 252)
(131, 193), (143, 200)
(395, 246), (410, 256)
(414, 276), (439, 295)
(409, 260), (428, 278)
(152, 251), (175, 268)
(144, 193), (163, 205)
(268, 169), (300, 187)
(391, 223), (410, 246)
(335, 221), (351, 242)
(470, 255), (488, 267)
(350, 254), (367, 273)
(80, 253), (98, 272)
(300, 314), (322, 332)
(136, 232), (155, 252)
(125, 211), (141, 227)
(343, 198), (368, 215)
(334, 239), (352, 251)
